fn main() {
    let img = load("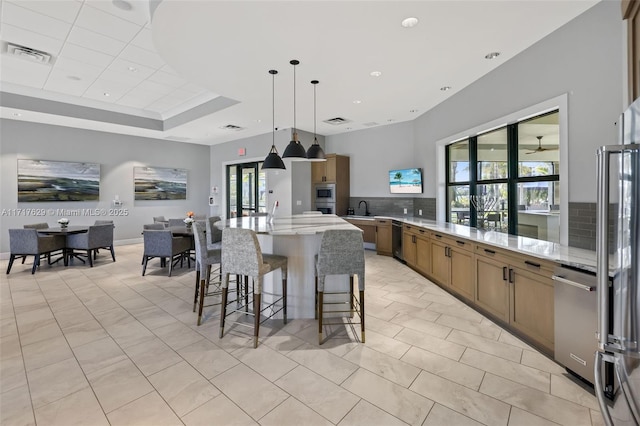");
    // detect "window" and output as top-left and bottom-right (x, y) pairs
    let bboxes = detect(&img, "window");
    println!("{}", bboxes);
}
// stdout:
(446, 111), (560, 242)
